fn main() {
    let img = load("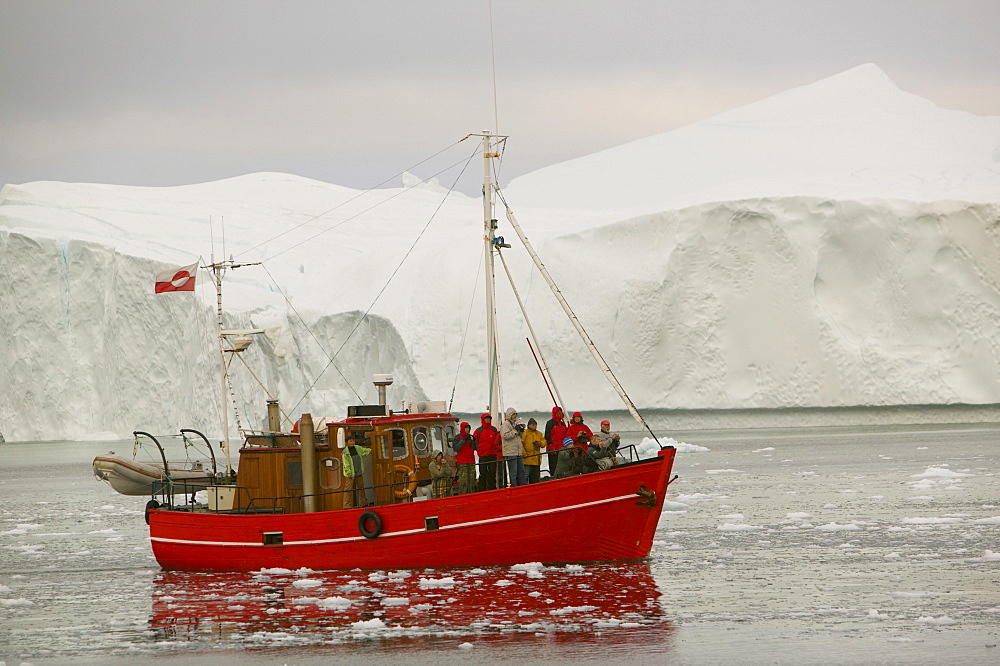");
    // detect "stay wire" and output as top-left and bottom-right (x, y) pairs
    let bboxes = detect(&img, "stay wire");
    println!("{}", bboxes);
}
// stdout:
(288, 144), (480, 416)
(448, 242), (486, 412)
(236, 135), (473, 262)
(260, 149), (476, 264)
(260, 263), (364, 410)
